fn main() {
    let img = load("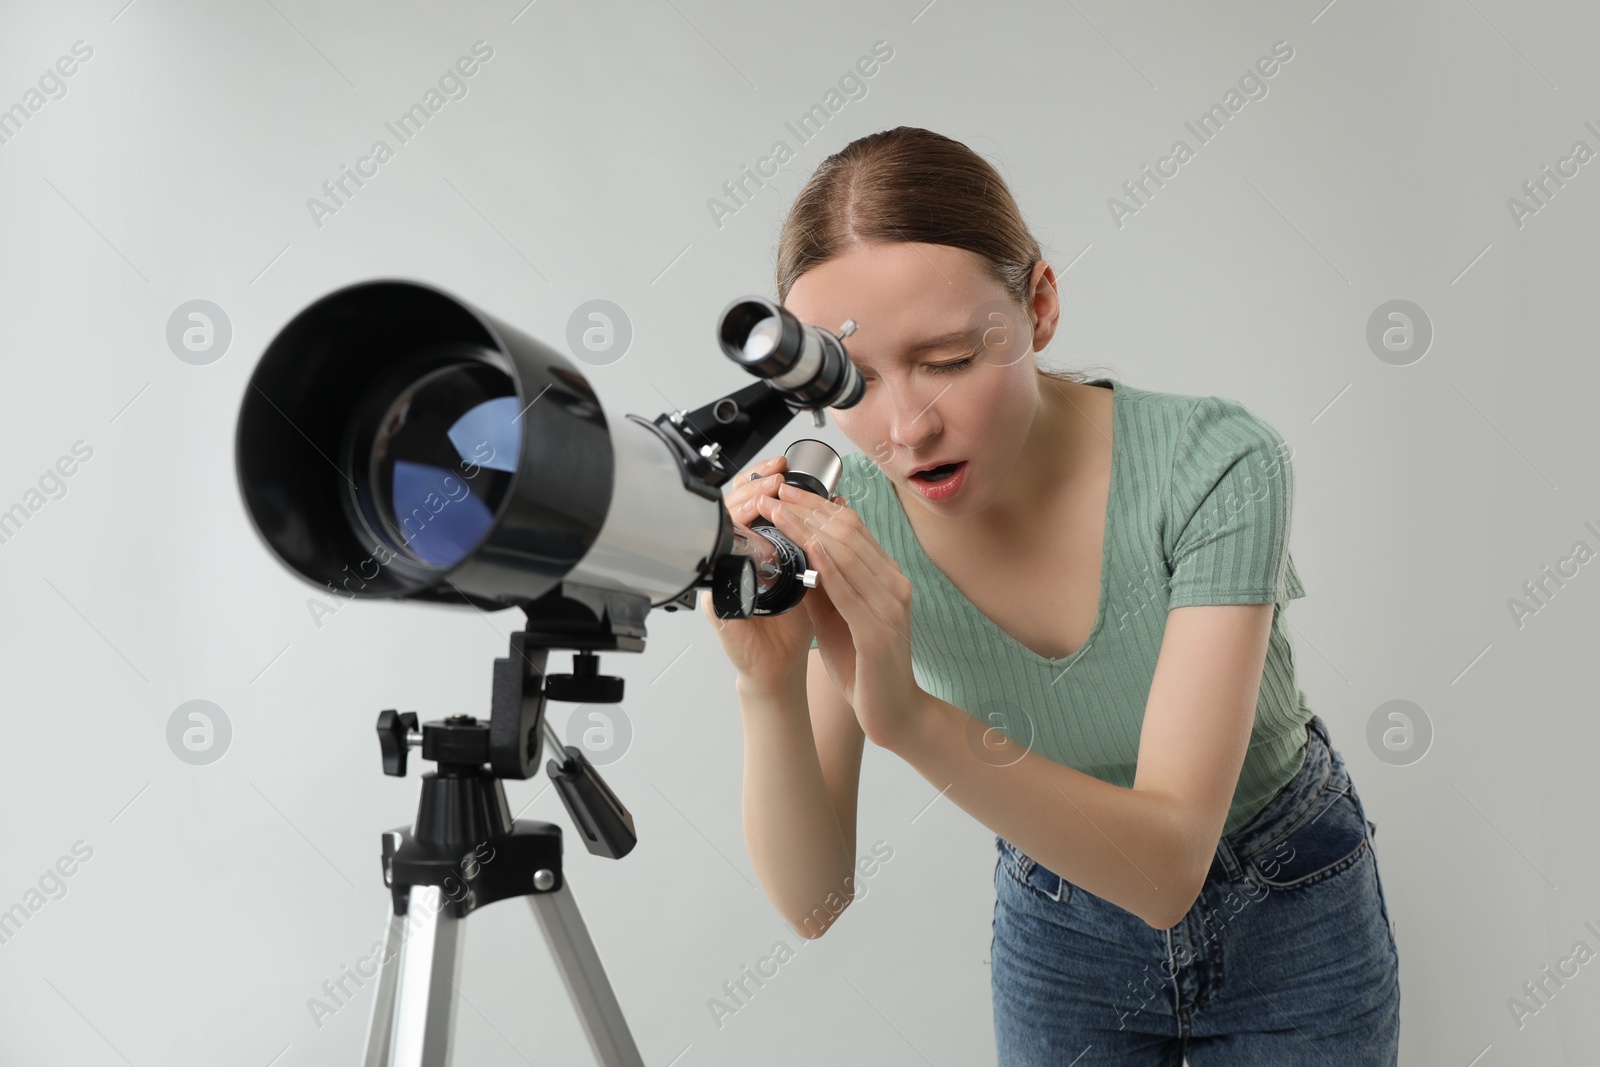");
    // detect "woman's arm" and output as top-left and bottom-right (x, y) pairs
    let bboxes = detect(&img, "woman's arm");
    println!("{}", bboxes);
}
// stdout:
(804, 647), (868, 861)
(747, 477), (1277, 928)
(738, 648), (867, 939)
(886, 602), (1274, 930)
